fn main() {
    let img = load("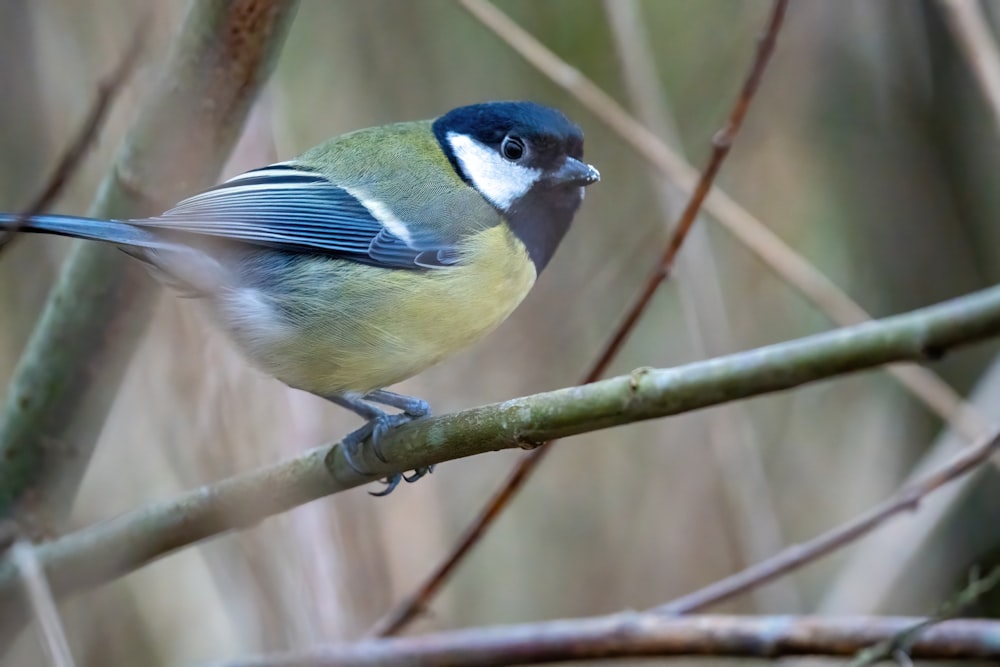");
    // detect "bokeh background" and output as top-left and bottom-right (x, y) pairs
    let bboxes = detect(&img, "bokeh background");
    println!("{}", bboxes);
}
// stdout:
(2, 0), (1000, 664)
